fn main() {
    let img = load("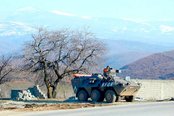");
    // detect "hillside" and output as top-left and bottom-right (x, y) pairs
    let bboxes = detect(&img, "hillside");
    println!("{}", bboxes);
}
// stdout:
(103, 39), (173, 68)
(119, 50), (174, 79)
